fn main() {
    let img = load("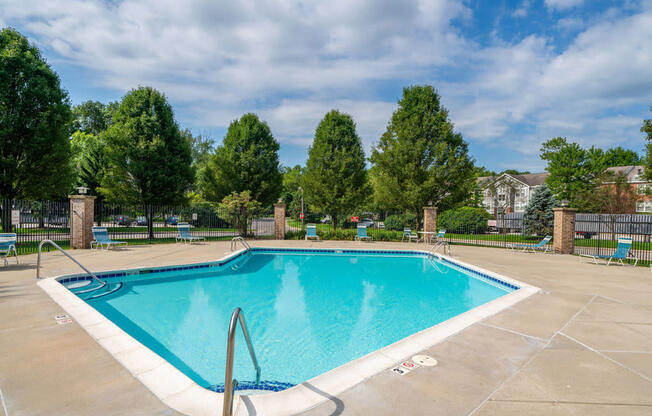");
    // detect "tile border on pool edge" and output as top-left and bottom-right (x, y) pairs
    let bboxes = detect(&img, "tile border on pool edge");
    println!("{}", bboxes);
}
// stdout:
(37, 246), (539, 416)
